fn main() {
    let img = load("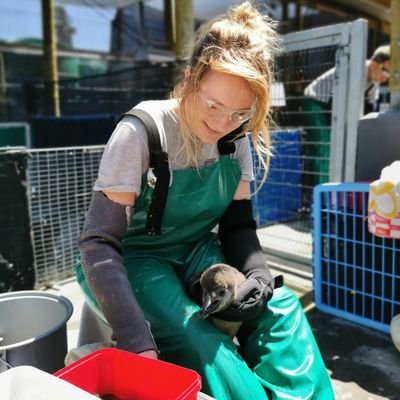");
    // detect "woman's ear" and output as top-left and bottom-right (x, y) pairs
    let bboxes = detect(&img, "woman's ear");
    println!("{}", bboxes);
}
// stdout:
(182, 66), (191, 90)
(185, 66), (191, 80)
